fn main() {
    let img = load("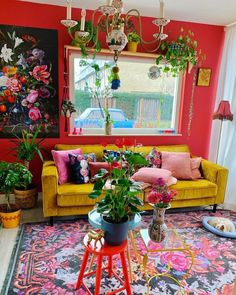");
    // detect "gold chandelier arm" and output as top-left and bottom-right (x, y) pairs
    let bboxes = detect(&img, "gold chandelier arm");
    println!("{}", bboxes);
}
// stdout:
(125, 9), (163, 48)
